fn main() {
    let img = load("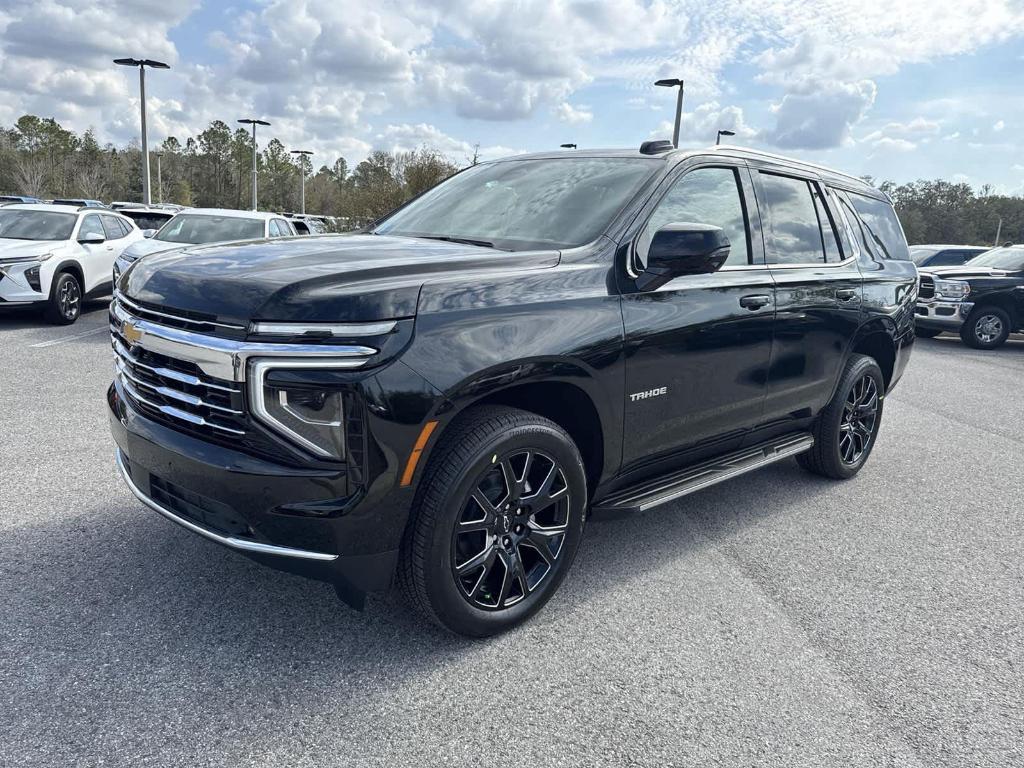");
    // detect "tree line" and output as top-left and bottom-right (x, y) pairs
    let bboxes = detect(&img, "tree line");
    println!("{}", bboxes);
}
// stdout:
(0, 115), (459, 226)
(1, 114), (1022, 244)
